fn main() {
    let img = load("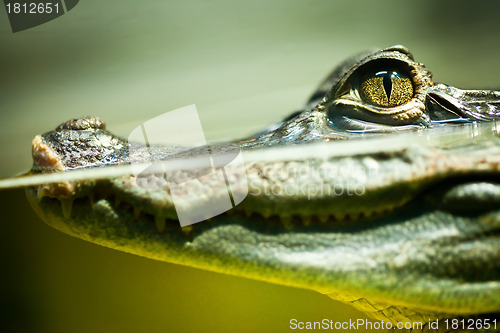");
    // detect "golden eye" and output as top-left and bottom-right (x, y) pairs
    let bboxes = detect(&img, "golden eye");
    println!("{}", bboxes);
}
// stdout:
(359, 70), (413, 107)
